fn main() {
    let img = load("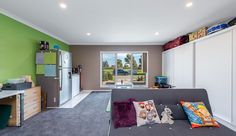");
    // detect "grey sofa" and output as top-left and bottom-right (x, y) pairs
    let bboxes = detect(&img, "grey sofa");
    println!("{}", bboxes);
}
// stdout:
(109, 89), (236, 136)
